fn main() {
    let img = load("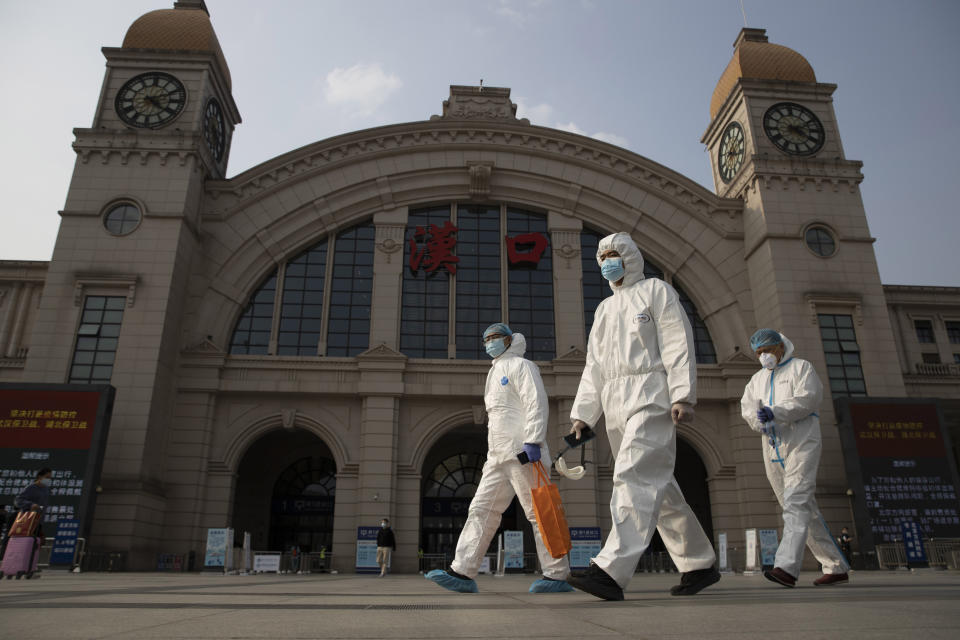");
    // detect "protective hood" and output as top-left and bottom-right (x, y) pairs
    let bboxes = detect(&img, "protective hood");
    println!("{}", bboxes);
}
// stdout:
(776, 332), (796, 365)
(495, 332), (527, 360)
(596, 232), (645, 292)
